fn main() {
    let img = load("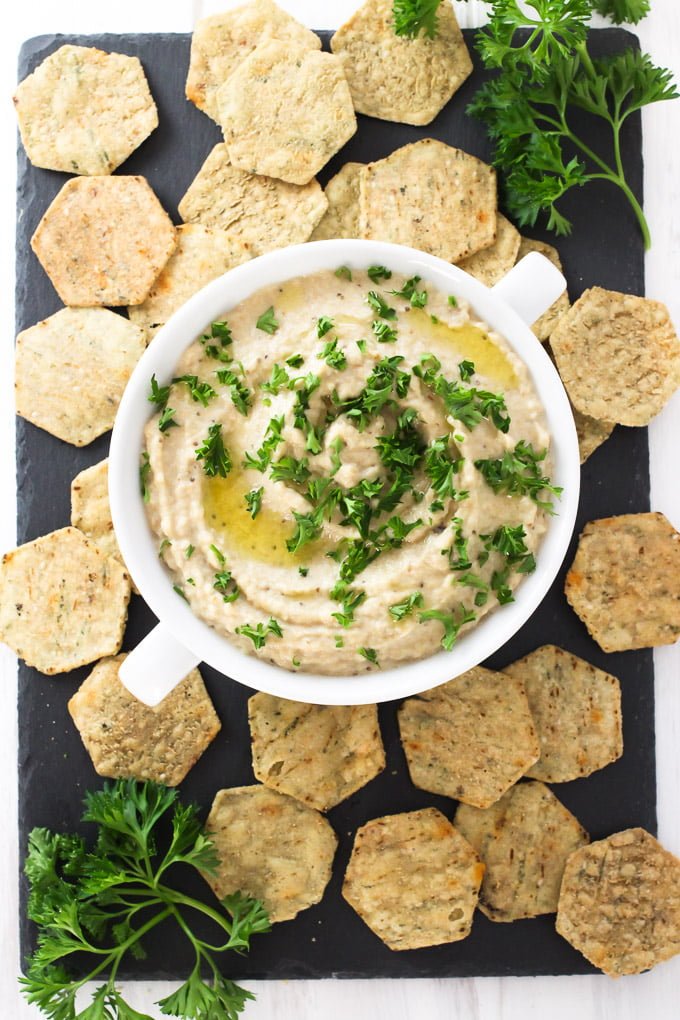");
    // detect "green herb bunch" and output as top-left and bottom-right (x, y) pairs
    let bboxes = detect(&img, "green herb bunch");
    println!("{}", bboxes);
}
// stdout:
(393, 0), (677, 247)
(21, 780), (270, 1020)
